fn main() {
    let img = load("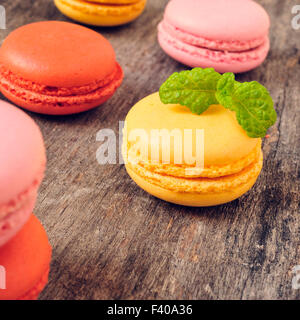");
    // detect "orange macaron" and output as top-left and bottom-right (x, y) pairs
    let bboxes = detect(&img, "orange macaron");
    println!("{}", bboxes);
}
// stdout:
(123, 68), (277, 207)
(0, 215), (52, 300)
(0, 21), (123, 115)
